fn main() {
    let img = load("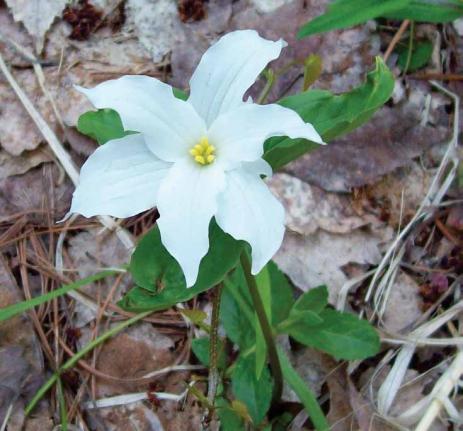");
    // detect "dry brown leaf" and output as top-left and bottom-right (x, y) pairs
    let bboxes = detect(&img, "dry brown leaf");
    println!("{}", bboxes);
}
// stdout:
(80, 322), (176, 397)
(0, 147), (52, 180)
(382, 271), (424, 333)
(0, 256), (50, 430)
(93, 402), (165, 431)
(0, 163), (73, 220)
(126, 0), (183, 62)
(268, 173), (374, 235)
(274, 227), (391, 303)
(4, 0), (67, 53)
